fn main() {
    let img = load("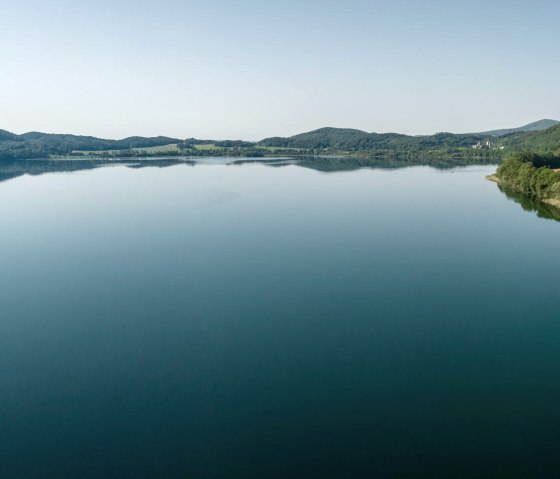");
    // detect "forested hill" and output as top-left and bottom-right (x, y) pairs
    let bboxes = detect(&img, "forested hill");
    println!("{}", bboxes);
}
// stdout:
(499, 124), (560, 152)
(259, 122), (560, 153)
(0, 130), (180, 160)
(474, 119), (559, 137)
(2, 119), (560, 161)
(258, 127), (490, 151)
